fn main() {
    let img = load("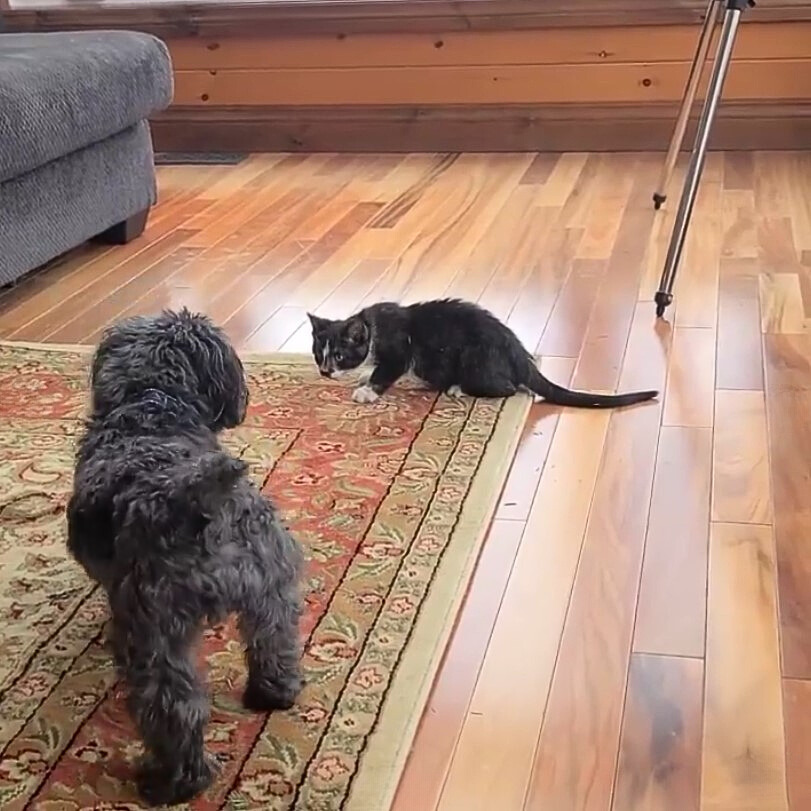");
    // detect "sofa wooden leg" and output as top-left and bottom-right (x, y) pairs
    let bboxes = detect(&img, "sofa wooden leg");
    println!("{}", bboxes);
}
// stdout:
(95, 208), (149, 245)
